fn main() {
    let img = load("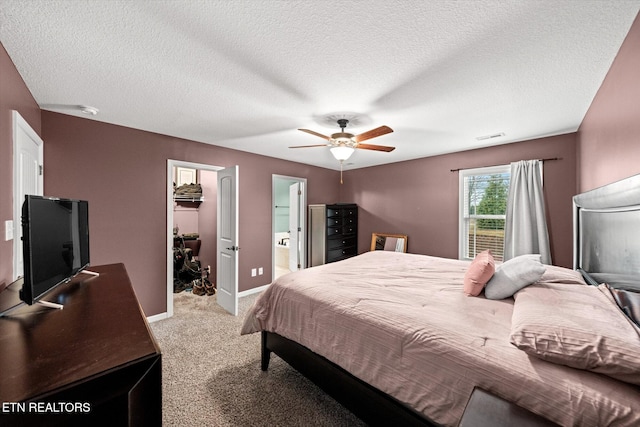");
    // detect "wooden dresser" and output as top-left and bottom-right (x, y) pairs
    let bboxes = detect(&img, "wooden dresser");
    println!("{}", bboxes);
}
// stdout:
(0, 263), (161, 426)
(308, 203), (358, 266)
